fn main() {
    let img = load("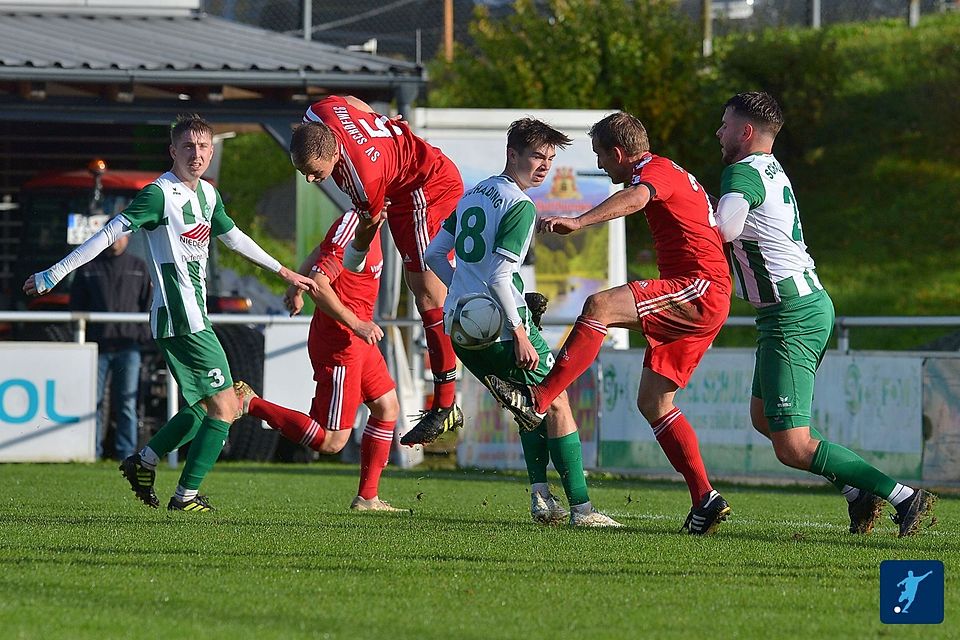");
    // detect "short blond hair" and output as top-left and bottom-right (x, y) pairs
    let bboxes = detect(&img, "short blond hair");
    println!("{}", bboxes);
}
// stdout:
(589, 112), (649, 155)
